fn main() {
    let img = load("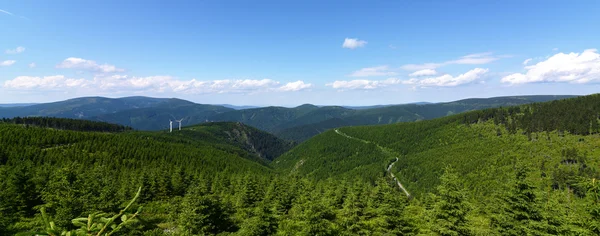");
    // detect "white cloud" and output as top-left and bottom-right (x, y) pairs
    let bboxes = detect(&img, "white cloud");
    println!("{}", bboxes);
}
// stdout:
(409, 69), (437, 77)
(0, 60), (16, 67)
(523, 58), (532, 65)
(501, 49), (600, 85)
(326, 78), (401, 90)
(401, 52), (499, 71)
(279, 81), (313, 91)
(0, 9), (13, 16)
(56, 57), (125, 73)
(450, 52), (498, 65)
(5, 46), (25, 54)
(28, 63), (36, 68)
(3, 75), (87, 89)
(400, 63), (442, 71)
(553, 48), (559, 51)
(342, 38), (367, 49)
(349, 65), (398, 77)
(3, 74), (312, 94)
(402, 68), (489, 87)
